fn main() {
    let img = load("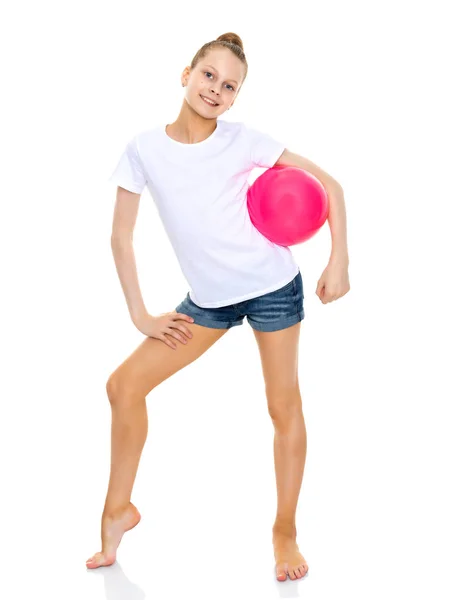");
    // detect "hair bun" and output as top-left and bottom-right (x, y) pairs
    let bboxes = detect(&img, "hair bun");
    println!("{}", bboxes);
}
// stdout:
(216, 32), (244, 52)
